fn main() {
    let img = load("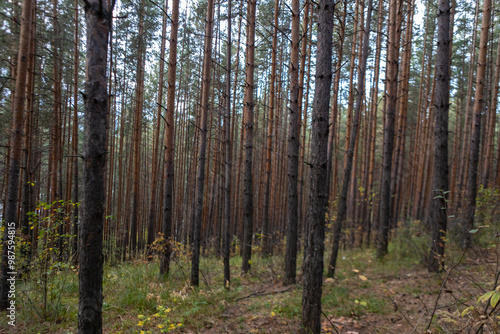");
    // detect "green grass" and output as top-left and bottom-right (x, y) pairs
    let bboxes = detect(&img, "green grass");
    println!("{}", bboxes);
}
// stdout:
(3, 228), (495, 333)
